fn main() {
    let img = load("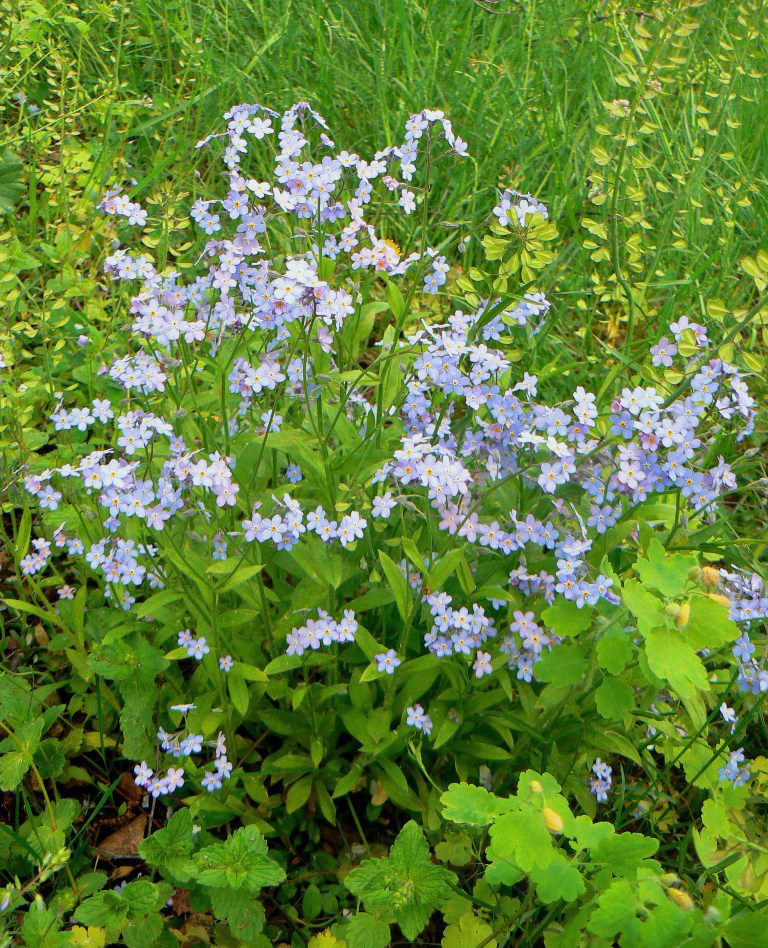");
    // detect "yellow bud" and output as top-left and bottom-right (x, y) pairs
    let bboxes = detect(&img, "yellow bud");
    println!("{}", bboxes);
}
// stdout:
(701, 566), (720, 588)
(666, 887), (694, 911)
(675, 602), (690, 628)
(529, 780), (543, 794)
(665, 602), (681, 620)
(542, 806), (564, 834)
(708, 593), (731, 608)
